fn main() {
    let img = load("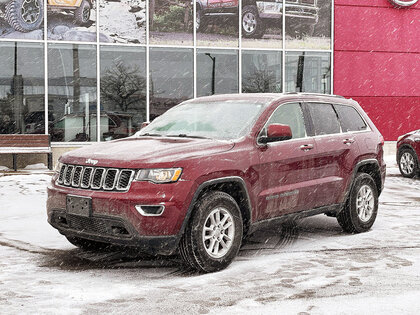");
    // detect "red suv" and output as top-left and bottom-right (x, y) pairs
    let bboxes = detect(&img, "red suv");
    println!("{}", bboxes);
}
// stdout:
(47, 93), (386, 272)
(397, 129), (420, 178)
